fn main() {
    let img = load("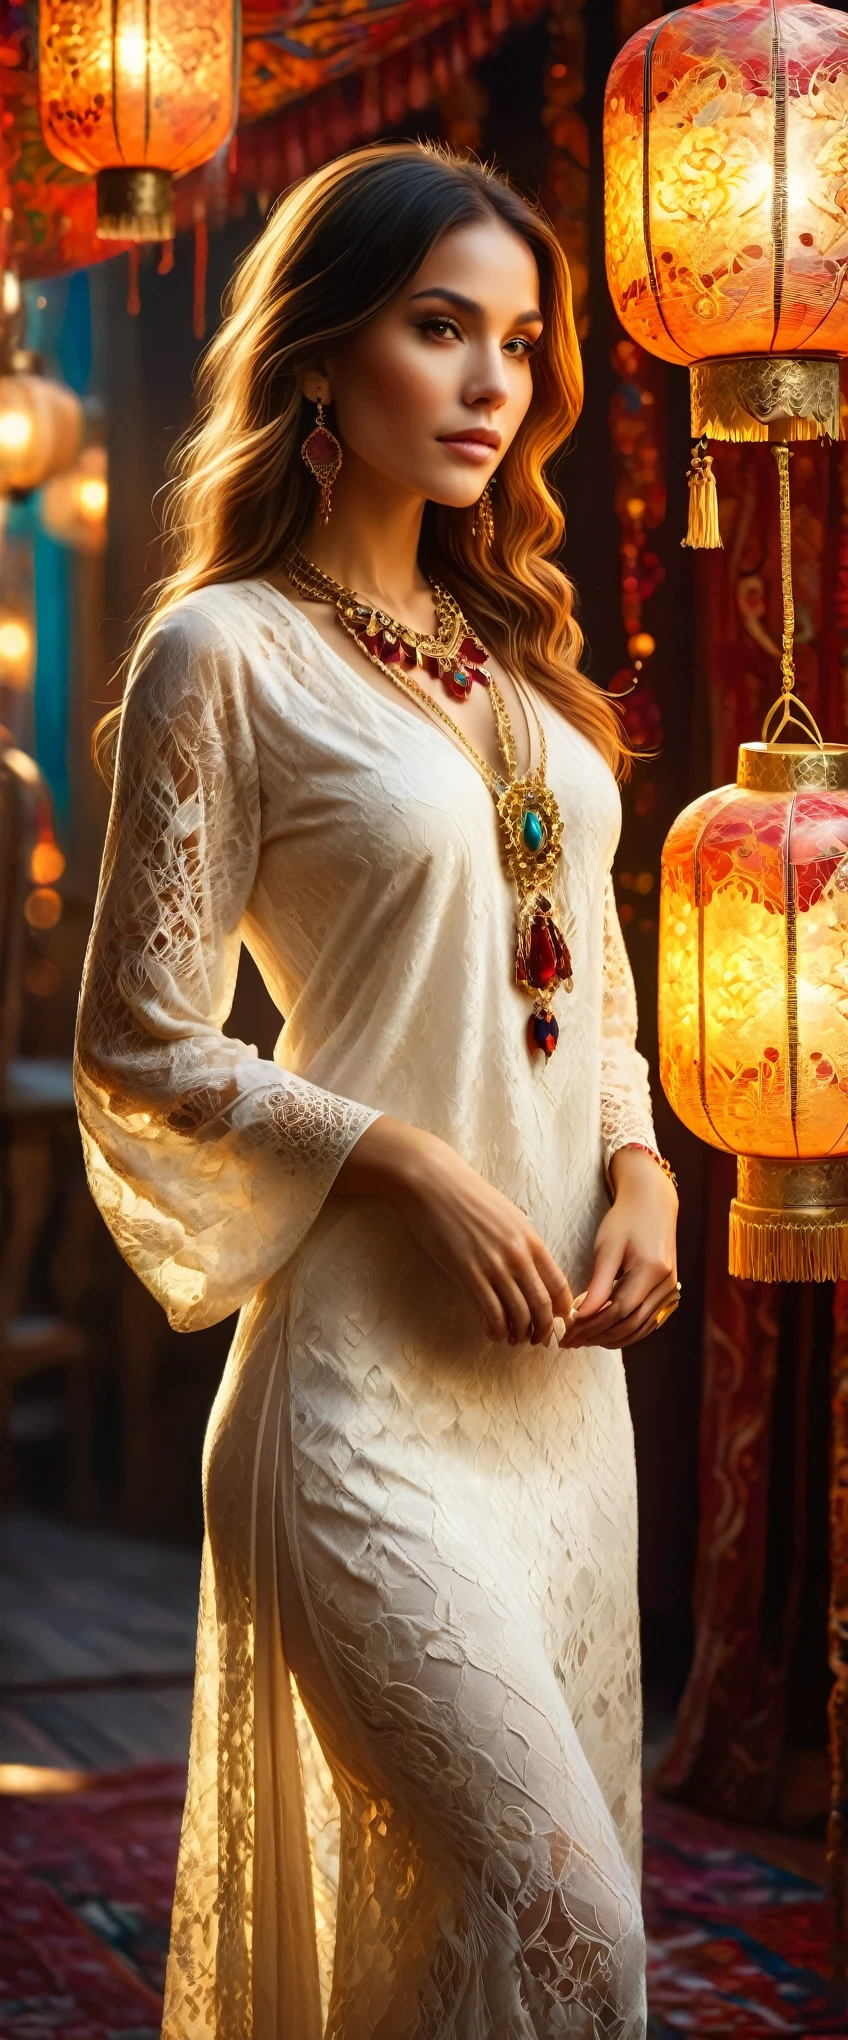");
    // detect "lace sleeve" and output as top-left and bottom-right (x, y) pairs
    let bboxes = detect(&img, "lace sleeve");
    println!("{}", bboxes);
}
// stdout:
(74, 605), (379, 1333)
(599, 871), (657, 1173)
